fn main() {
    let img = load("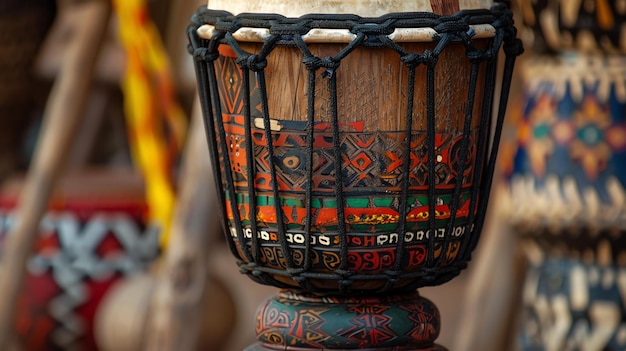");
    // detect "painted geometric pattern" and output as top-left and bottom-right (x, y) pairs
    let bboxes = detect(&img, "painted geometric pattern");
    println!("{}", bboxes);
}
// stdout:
(224, 191), (473, 232)
(215, 52), (263, 117)
(223, 114), (478, 194)
(519, 256), (626, 351)
(512, 90), (626, 191)
(0, 204), (160, 351)
(219, 114), (478, 232)
(501, 56), (626, 230)
(338, 305), (396, 346)
(232, 235), (464, 274)
(255, 299), (331, 348)
(256, 292), (440, 349)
